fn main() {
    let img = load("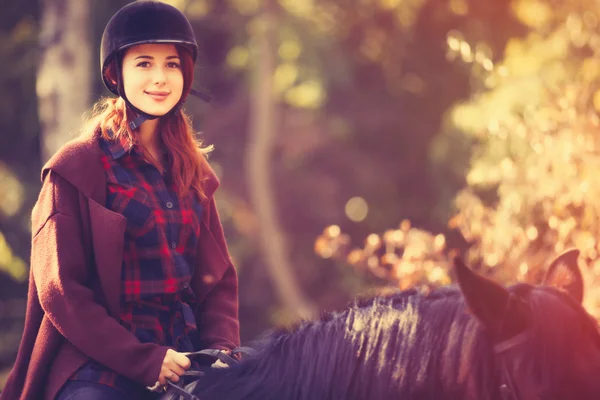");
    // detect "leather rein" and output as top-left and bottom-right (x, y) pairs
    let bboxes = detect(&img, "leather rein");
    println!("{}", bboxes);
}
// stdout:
(161, 347), (258, 400)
